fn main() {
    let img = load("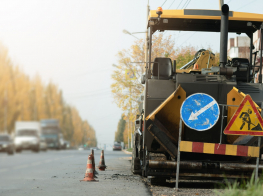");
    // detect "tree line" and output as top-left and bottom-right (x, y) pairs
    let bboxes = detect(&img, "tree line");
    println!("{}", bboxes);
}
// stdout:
(112, 34), (220, 145)
(0, 45), (97, 147)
